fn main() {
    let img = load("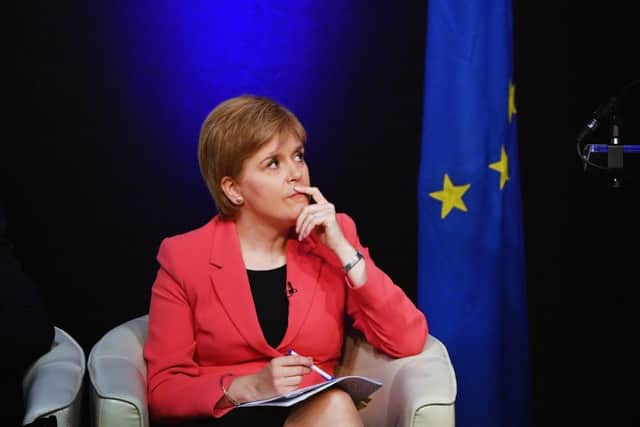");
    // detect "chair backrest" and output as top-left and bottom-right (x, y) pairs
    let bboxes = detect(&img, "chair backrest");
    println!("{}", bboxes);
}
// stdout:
(89, 315), (148, 377)
(22, 326), (86, 426)
(88, 315), (149, 427)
